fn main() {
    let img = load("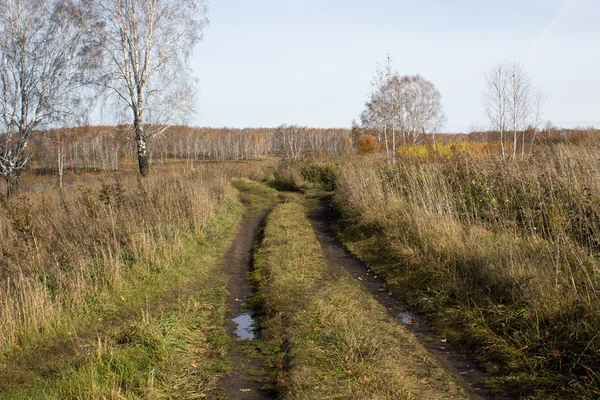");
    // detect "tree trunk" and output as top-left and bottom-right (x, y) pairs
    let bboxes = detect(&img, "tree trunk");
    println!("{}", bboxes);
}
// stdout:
(500, 126), (505, 160)
(137, 139), (149, 177)
(392, 122), (396, 164)
(5, 174), (19, 197)
(383, 123), (390, 164)
(522, 127), (526, 159)
(134, 113), (150, 177)
(513, 127), (517, 160)
(57, 139), (64, 188)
